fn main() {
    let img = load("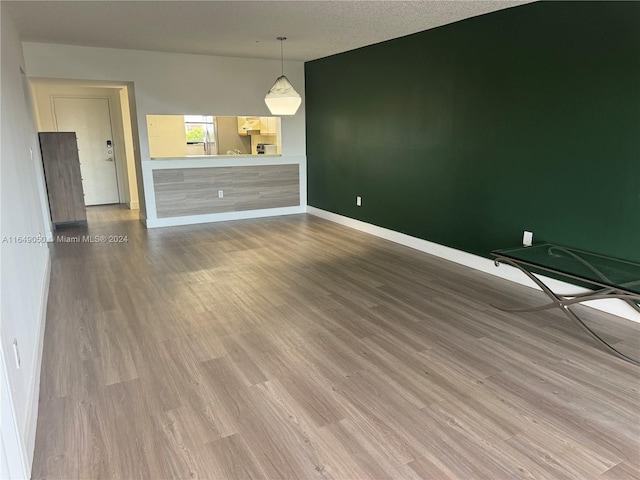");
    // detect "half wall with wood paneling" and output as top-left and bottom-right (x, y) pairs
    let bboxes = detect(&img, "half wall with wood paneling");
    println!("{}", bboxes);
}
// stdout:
(153, 164), (299, 218)
(142, 155), (306, 228)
